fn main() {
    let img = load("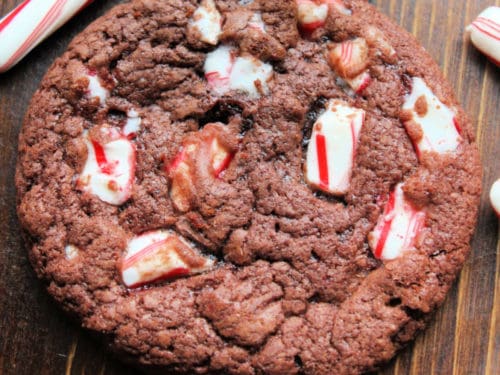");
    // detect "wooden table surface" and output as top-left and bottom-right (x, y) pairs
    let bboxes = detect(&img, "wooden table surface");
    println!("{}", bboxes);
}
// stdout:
(0, 1), (498, 374)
